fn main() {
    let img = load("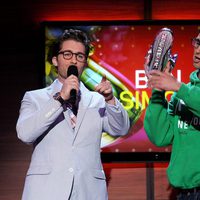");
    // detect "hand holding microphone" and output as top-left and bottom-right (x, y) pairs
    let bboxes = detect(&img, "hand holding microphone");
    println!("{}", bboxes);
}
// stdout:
(60, 65), (79, 104)
(95, 75), (115, 105)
